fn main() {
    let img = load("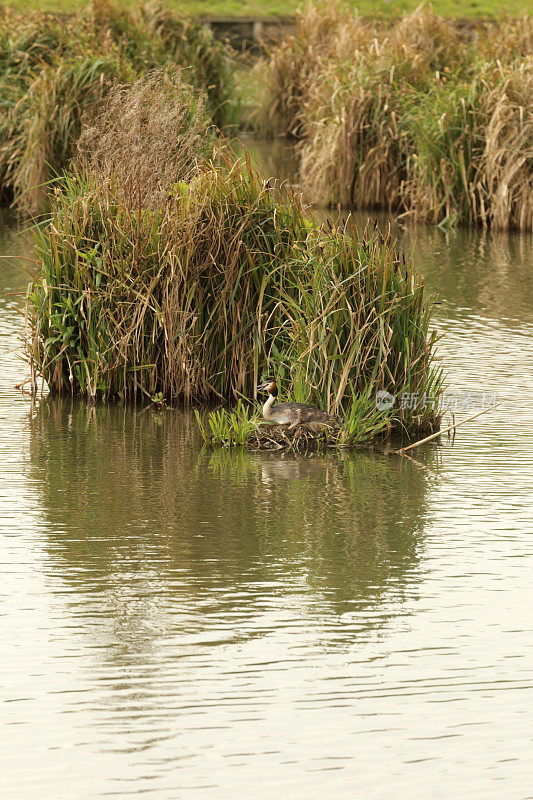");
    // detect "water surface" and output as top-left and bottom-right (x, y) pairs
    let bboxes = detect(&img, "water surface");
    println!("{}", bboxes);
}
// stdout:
(1, 170), (533, 799)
